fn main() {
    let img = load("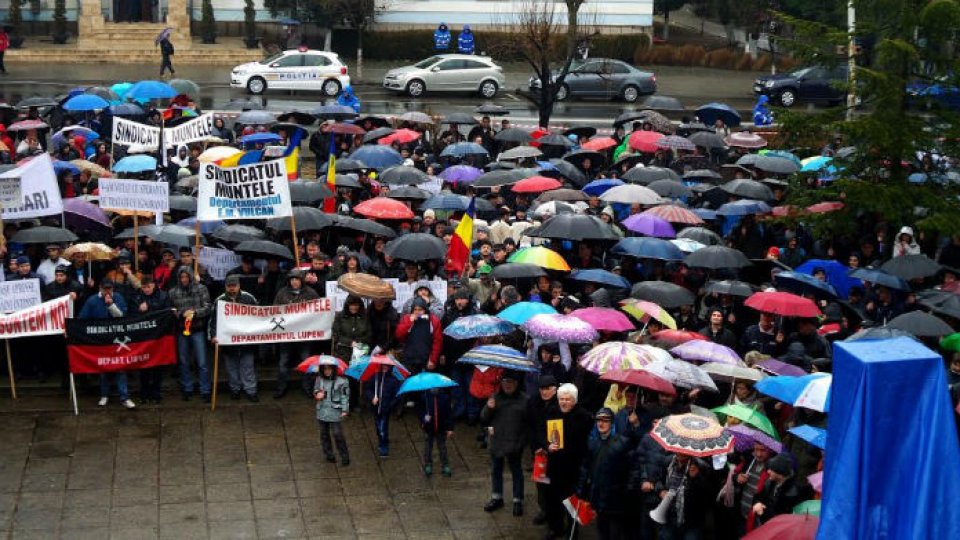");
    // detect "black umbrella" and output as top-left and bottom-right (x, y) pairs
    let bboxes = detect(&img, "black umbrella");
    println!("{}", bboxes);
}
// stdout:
(474, 169), (526, 188)
(235, 110), (278, 125)
(886, 311), (954, 337)
(648, 179), (692, 199)
(379, 165), (430, 185)
(689, 131), (727, 150)
(563, 126), (597, 140)
(677, 122), (715, 136)
(639, 95), (685, 111)
(110, 103), (146, 117)
(114, 225), (163, 241)
(267, 206), (333, 232)
(919, 290), (960, 319)
(677, 227), (723, 246)
(683, 169), (723, 181)
(475, 103), (510, 115)
(312, 105), (359, 122)
(289, 181), (334, 204)
(85, 86), (120, 101)
(168, 195), (197, 212)
(526, 214), (619, 242)
(547, 159), (589, 187)
(11, 226), (78, 244)
(684, 246), (752, 269)
(753, 155), (799, 175)
(386, 186), (432, 201)
(535, 189), (590, 203)
(153, 224), (205, 248)
(613, 153), (644, 170)
(881, 254), (941, 281)
(334, 216), (397, 238)
(704, 280), (757, 297)
(331, 173), (362, 188)
(495, 128), (533, 144)
(538, 134), (574, 148)
(441, 113), (478, 125)
(630, 281), (696, 308)
(845, 327), (917, 342)
(319, 159), (367, 174)
(613, 111), (646, 127)
(721, 179), (774, 201)
(210, 224), (266, 243)
(383, 233), (446, 261)
(16, 96), (58, 108)
(361, 127), (396, 144)
(269, 122), (309, 138)
(355, 115), (391, 128)
(492, 263), (547, 280)
(277, 110), (316, 125)
(222, 98), (264, 111)
(621, 166), (680, 185)
(235, 240), (294, 260)
(562, 150), (606, 166)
